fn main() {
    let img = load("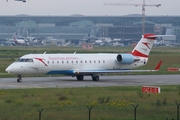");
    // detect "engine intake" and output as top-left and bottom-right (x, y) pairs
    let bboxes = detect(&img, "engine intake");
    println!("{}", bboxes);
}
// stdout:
(116, 54), (134, 64)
